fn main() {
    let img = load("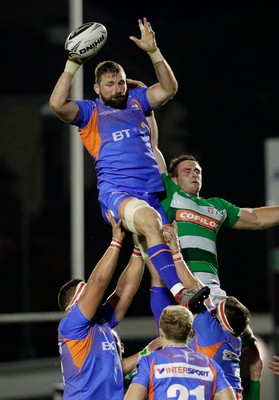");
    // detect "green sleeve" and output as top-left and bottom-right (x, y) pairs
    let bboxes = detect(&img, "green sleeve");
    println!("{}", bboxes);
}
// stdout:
(161, 172), (179, 214)
(209, 197), (241, 228)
